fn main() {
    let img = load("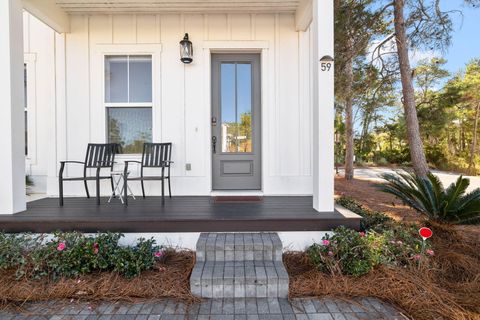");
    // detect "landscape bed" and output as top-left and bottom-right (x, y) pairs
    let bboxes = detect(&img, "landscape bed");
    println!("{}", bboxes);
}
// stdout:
(0, 179), (479, 320)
